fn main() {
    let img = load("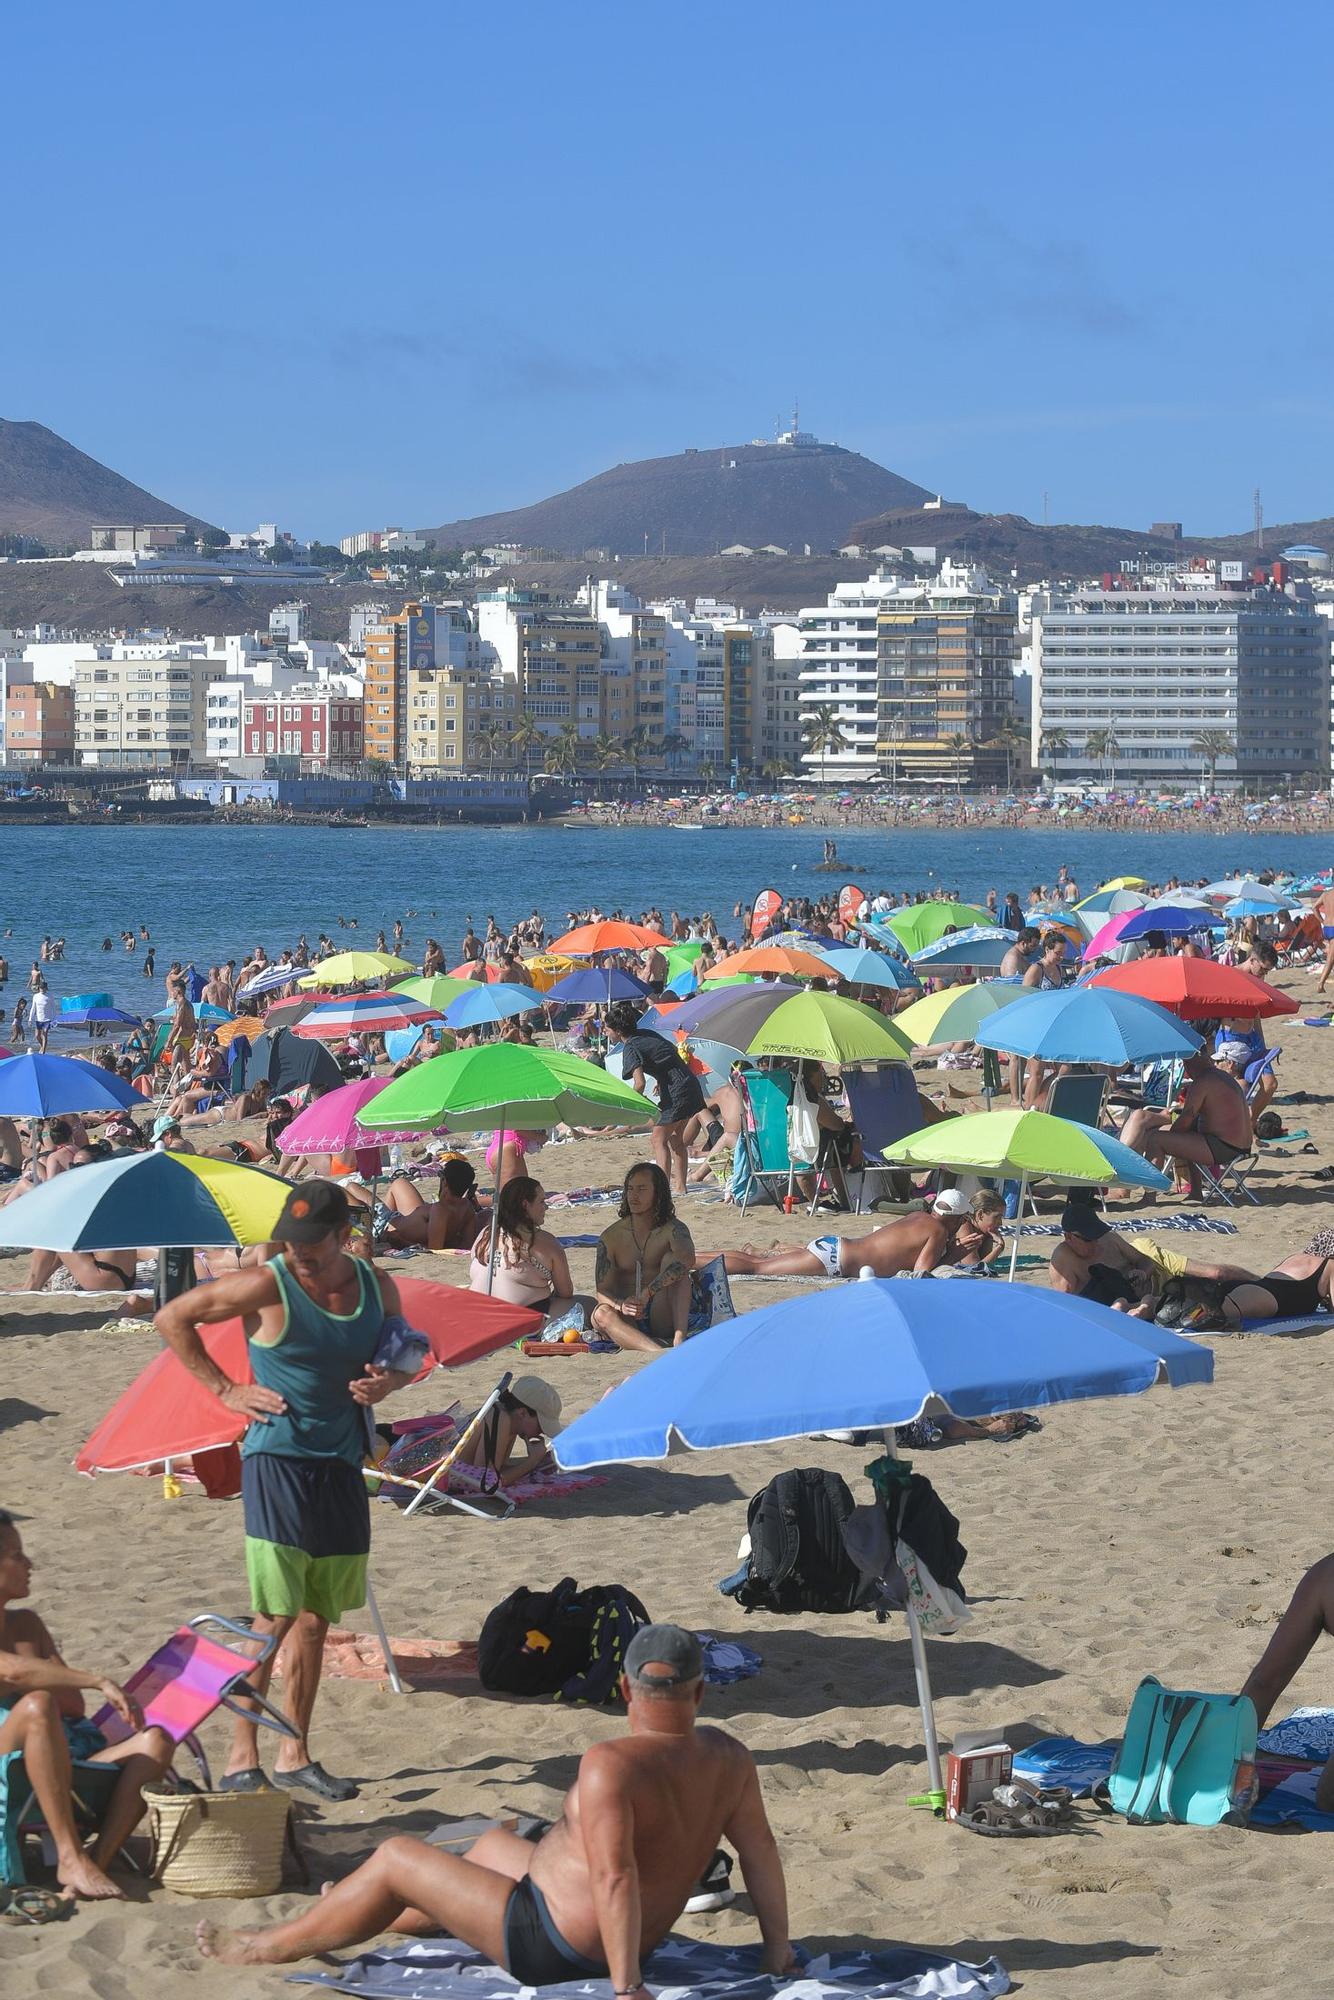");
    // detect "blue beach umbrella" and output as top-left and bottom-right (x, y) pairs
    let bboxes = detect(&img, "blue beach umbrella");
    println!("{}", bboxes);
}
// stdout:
(56, 1007), (144, 1029)
(1118, 907), (1216, 941)
(0, 1053), (144, 1118)
(974, 987), (1201, 1067)
(680, 1036), (747, 1092)
(1222, 895), (1297, 919)
(61, 992), (113, 1014)
(544, 967), (652, 1007)
(152, 1002), (234, 1025)
(442, 983), (545, 1030)
(645, 982), (803, 1041)
(910, 927), (1018, 970)
(665, 966), (699, 998)
(554, 1281), (1212, 1805)
(814, 946), (921, 991)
